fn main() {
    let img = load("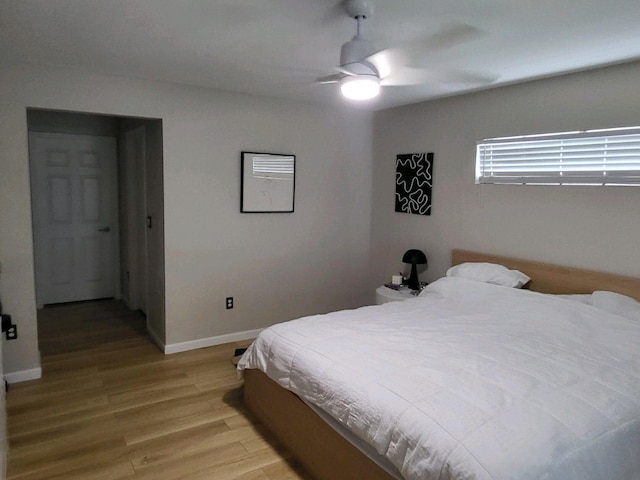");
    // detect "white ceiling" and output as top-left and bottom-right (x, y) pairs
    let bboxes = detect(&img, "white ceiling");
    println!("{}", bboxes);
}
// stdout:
(2, 0), (640, 111)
